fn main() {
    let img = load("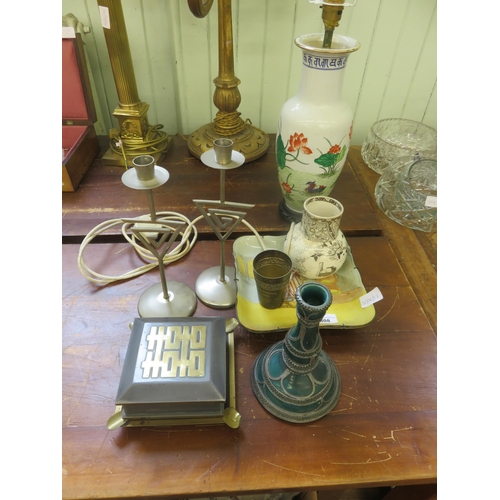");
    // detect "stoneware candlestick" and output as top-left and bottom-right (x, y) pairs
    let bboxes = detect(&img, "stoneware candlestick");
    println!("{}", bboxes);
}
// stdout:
(251, 282), (341, 423)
